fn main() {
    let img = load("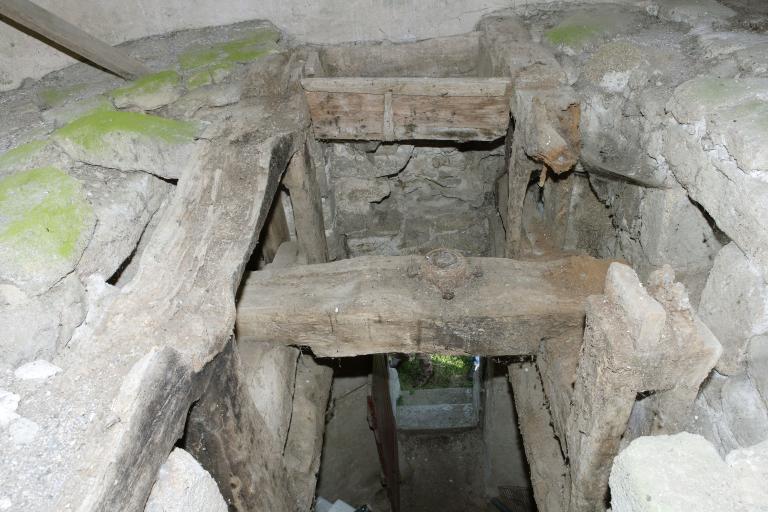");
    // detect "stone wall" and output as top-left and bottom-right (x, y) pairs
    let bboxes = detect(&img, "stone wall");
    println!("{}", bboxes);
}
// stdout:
(321, 142), (505, 258)
(512, 0), (768, 467)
